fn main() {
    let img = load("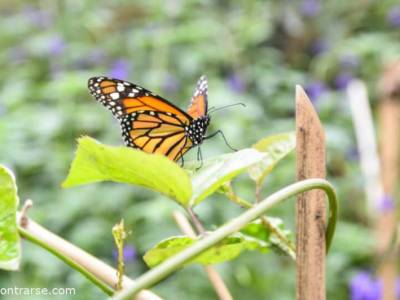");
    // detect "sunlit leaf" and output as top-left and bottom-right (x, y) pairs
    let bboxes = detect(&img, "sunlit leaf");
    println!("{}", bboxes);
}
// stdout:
(62, 136), (192, 206)
(0, 165), (21, 271)
(143, 233), (269, 268)
(249, 132), (295, 184)
(189, 149), (265, 205)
